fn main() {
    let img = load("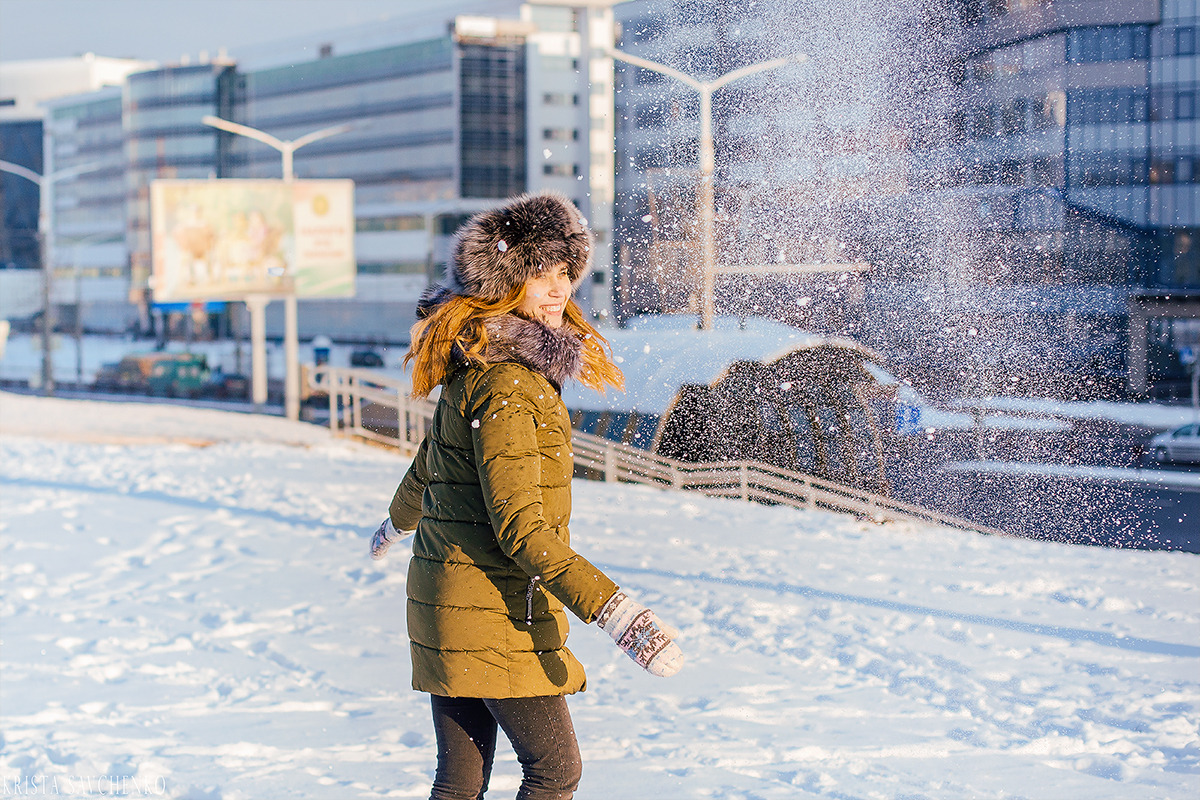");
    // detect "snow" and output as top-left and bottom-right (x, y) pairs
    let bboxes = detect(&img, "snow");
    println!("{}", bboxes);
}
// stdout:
(944, 460), (1200, 490)
(957, 396), (1200, 432)
(563, 314), (875, 414)
(2, 392), (1198, 799)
